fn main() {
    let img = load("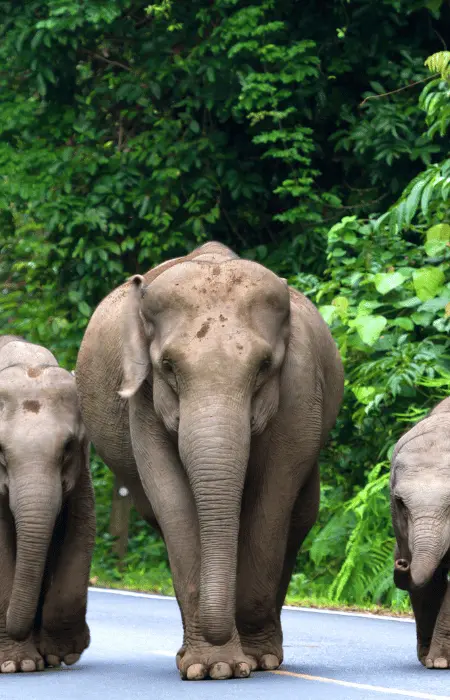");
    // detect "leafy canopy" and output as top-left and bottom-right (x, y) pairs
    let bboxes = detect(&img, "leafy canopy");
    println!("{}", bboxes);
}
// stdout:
(1, 0), (449, 606)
